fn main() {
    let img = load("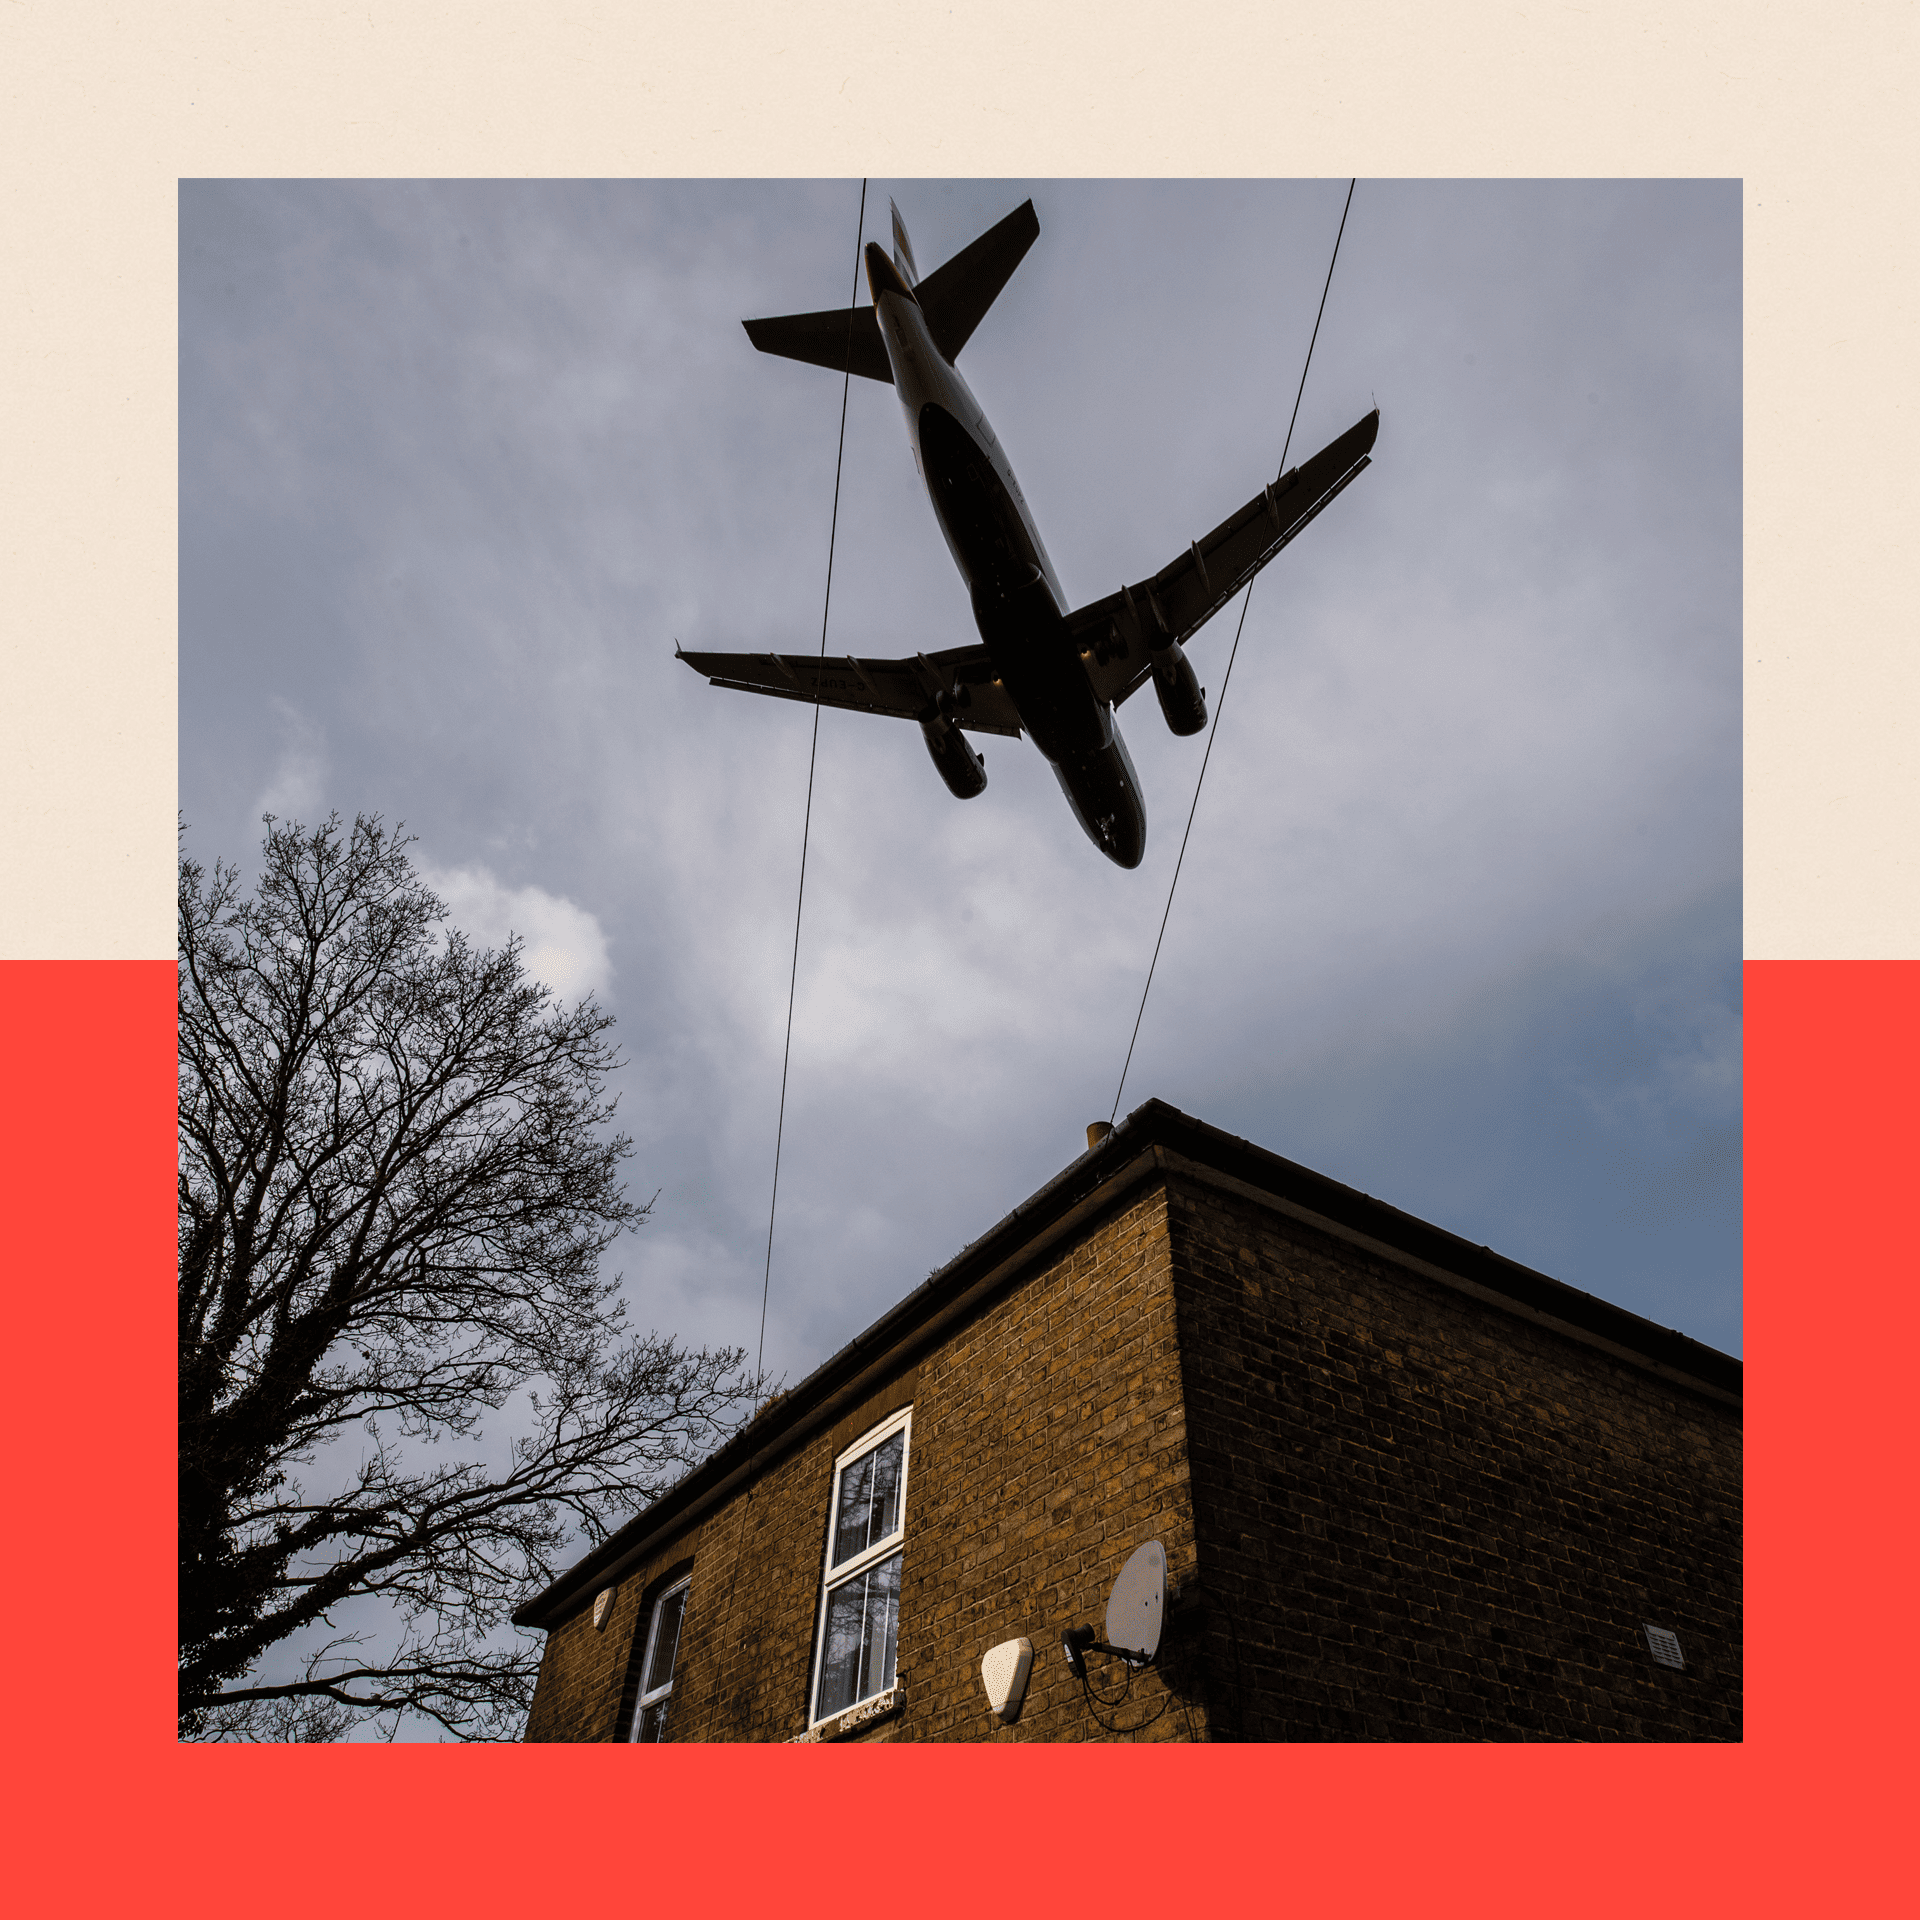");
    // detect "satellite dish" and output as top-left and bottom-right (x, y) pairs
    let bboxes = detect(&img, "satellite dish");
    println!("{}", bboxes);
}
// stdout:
(1104, 1540), (1165, 1663)
(1062, 1539), (1167, 1675)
